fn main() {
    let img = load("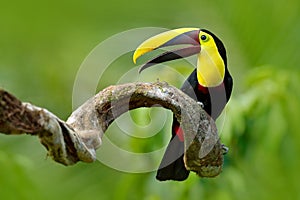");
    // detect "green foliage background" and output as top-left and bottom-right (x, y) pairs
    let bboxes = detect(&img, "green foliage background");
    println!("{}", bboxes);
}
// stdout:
(0, 0), (300, 199)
